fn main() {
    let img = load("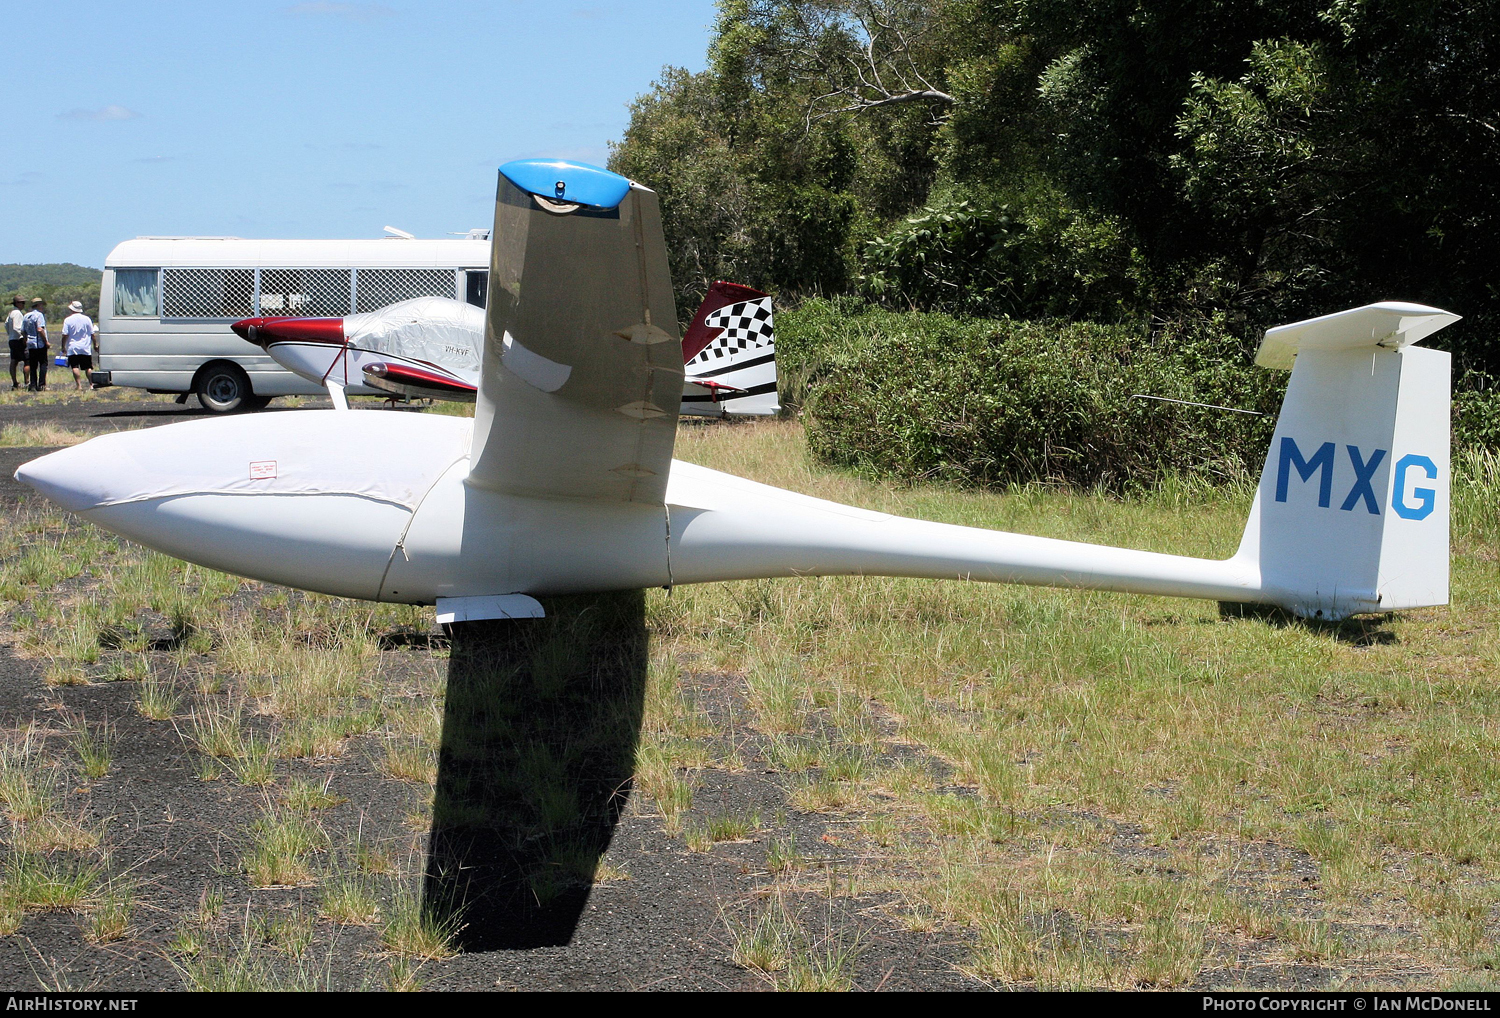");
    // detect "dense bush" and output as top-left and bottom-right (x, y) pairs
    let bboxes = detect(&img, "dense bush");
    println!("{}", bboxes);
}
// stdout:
(791, 301), (1284, 490)
(859, 188), (1149, 322)
(1454, 382), (1500, 452)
